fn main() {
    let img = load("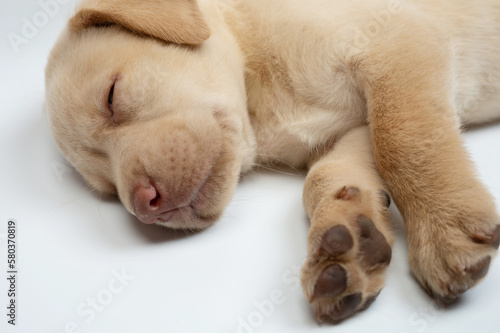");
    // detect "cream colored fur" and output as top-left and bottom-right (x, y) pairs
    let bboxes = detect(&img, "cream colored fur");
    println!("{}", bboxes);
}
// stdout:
(45, 0), (500, 322)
